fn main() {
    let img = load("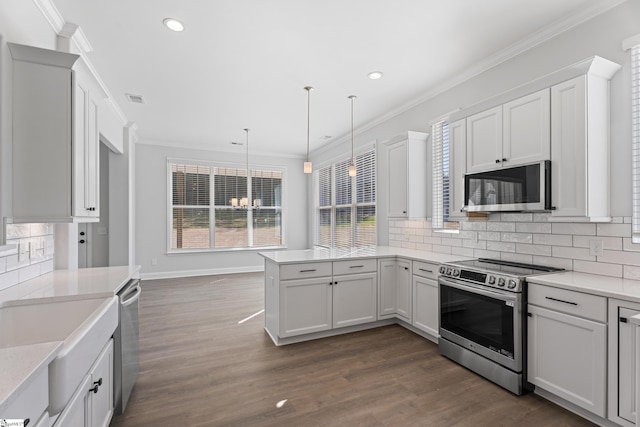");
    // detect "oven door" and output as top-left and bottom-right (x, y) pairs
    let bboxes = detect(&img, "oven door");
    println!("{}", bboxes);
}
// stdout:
(439, 277), (522, 372)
